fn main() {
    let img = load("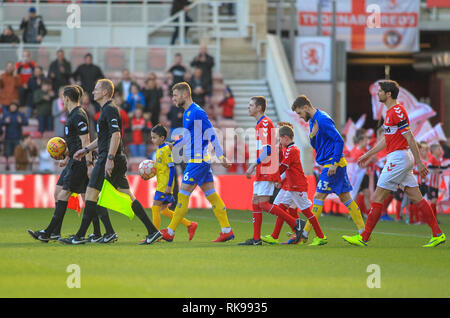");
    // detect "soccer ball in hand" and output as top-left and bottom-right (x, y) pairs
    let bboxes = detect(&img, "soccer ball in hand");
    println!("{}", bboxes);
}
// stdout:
(139, 159), (156, 180)
(47, 137), (66, 158)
